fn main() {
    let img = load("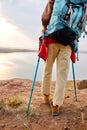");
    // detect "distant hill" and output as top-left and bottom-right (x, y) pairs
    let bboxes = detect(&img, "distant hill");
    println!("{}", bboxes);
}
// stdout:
(0, 47), (86, 54)
(0, 47), (38, 53)
(79, 51), (87, 53)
